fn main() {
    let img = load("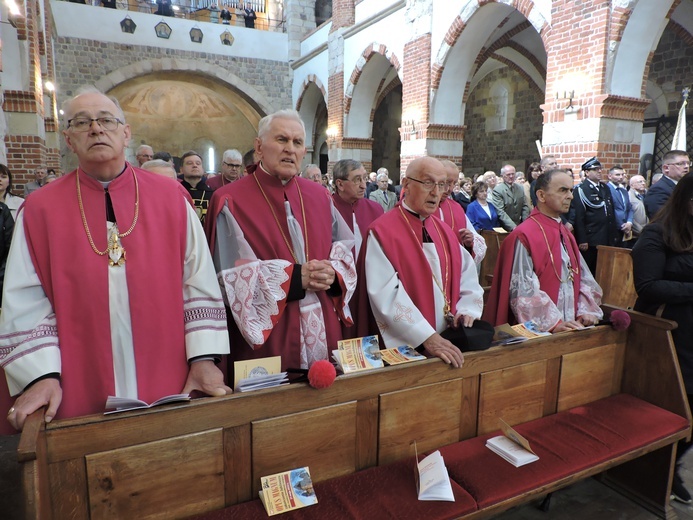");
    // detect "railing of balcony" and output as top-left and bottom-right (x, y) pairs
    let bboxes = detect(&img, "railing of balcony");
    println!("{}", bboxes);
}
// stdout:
(60, 0), (284, 32)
